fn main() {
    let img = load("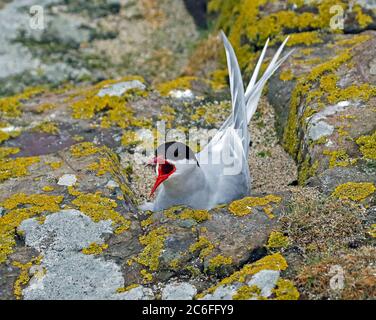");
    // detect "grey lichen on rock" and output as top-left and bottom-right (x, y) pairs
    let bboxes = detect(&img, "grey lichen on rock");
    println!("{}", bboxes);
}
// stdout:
(19, 209), (127, 300)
